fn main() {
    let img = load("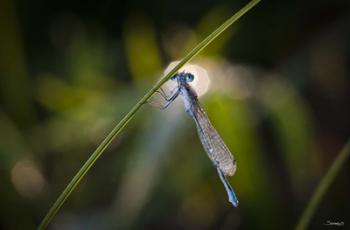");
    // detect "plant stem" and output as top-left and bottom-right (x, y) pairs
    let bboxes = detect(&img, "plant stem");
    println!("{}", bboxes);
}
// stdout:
(295, 139), (350, 230)
(38, 0), (261, 229)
